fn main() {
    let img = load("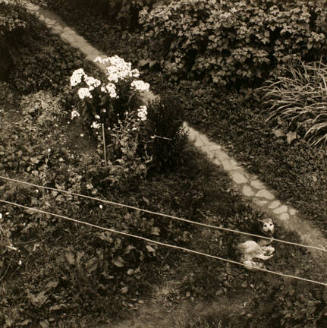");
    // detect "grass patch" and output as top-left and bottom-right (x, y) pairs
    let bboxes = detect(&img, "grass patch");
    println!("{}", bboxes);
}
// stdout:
(261, 60), (327, 146)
